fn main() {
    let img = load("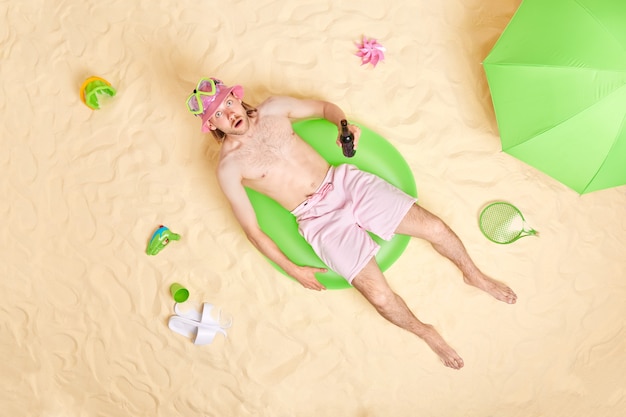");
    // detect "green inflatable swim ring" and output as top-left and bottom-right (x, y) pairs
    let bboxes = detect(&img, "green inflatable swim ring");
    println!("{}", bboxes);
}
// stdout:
(246, 118), (417, 290)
